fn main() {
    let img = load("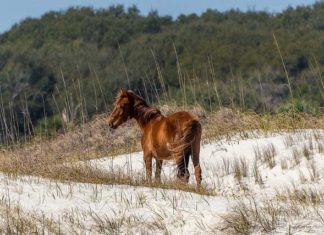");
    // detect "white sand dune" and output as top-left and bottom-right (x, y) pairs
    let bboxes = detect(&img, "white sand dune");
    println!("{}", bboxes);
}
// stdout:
(0, 130), (323, 234)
